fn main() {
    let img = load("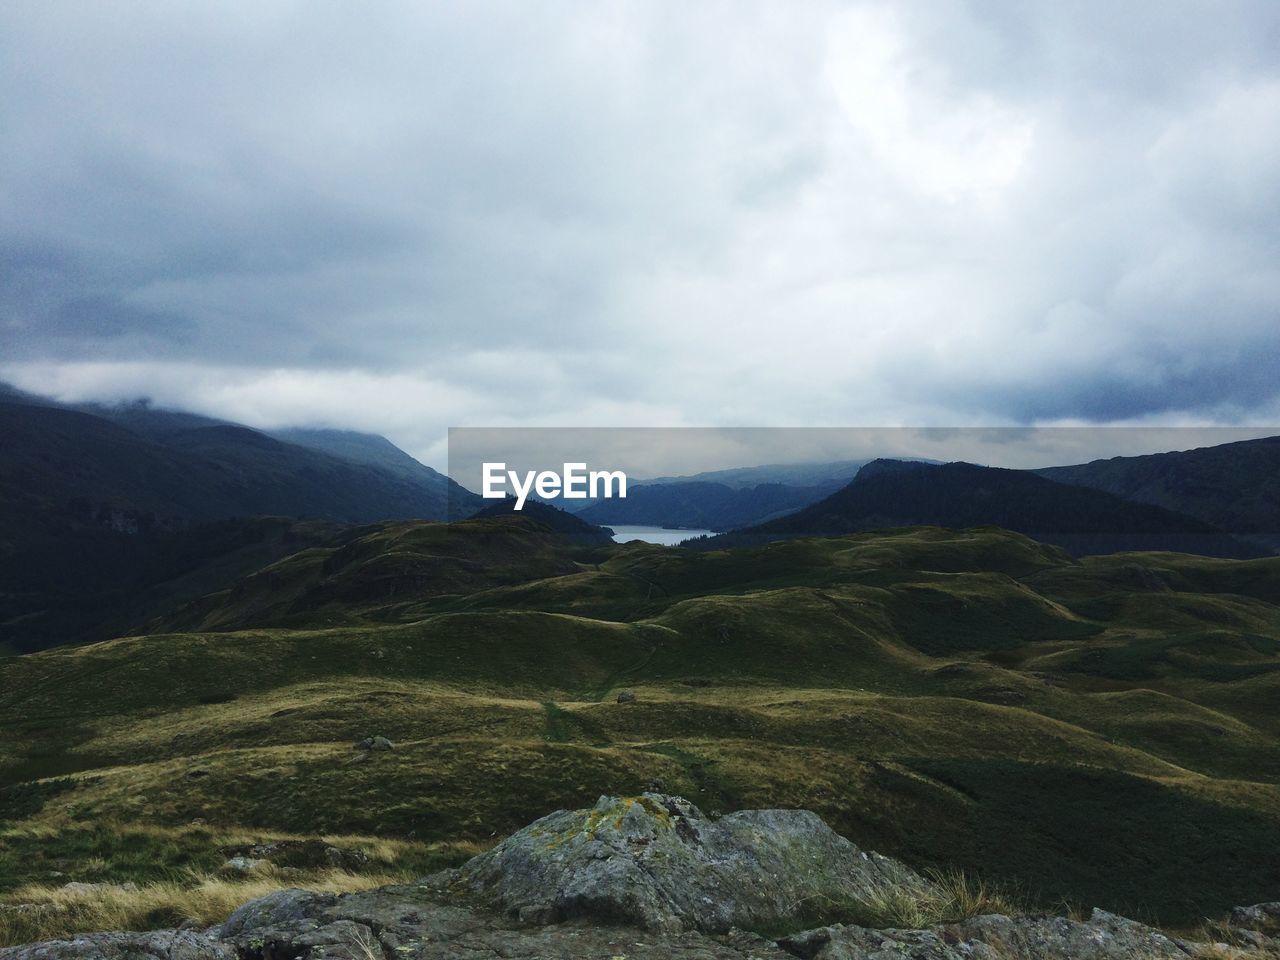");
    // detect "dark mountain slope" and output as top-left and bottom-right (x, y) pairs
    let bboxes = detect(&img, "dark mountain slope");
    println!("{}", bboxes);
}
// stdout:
(0, 397), (475, 525)
(269, 427), (449, 489)
(639, 458), (873, 490)
(0, 515), (341, 653)
(0, 396), (479, 651)
(701, 459), (1266, 558)
(1038, 435), (1280, 550)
